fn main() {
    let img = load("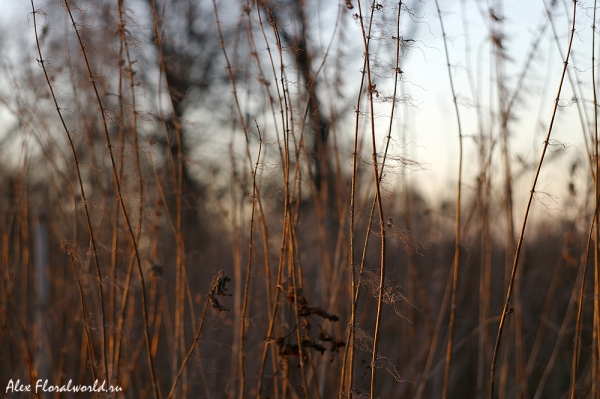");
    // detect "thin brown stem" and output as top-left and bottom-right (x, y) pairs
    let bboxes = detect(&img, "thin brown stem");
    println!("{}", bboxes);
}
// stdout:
(434, 1), (464, 397)
(489, 2), (578, 397)
(30, 0), (107, 385)
(61, 2), (160, 397)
